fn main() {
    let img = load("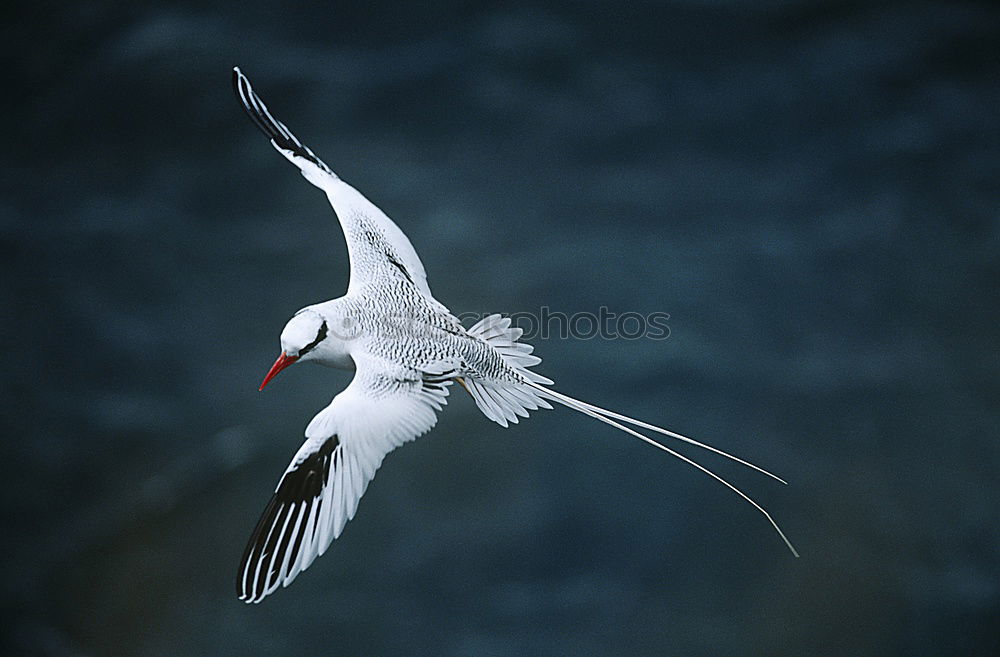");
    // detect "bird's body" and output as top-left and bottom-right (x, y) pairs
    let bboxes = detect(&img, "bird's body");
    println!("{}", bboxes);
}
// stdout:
(298, 293), (541, 387)
(231, 68), (796, 604)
